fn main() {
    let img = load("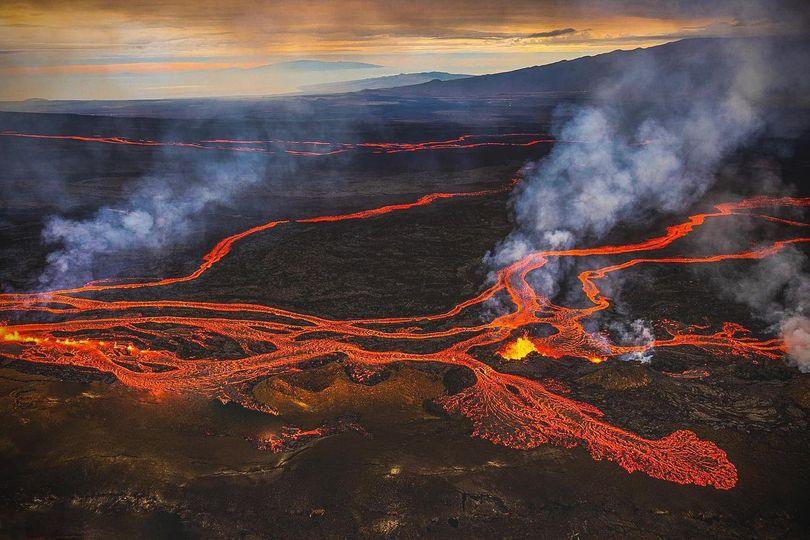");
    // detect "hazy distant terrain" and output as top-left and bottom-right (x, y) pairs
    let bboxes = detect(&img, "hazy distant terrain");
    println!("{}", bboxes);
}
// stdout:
(2, 37), (808, 122)
(380, 37), (810, 99)
(298, 71), (470, 94)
